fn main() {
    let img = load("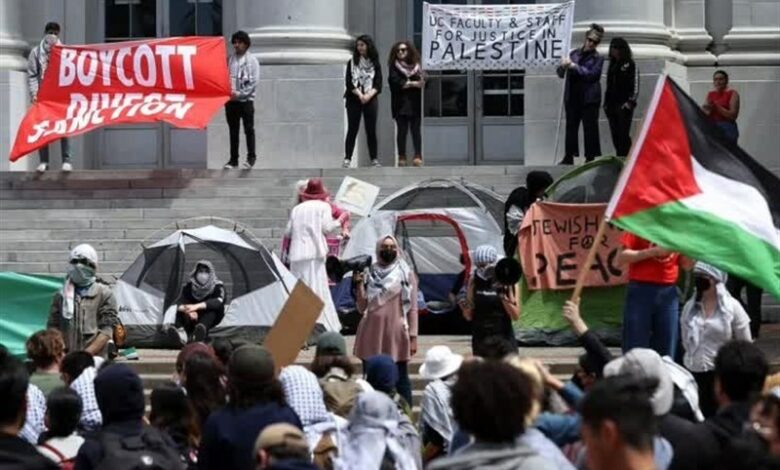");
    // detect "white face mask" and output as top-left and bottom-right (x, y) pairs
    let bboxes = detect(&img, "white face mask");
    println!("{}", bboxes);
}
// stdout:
(196, 272), (210, 284)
